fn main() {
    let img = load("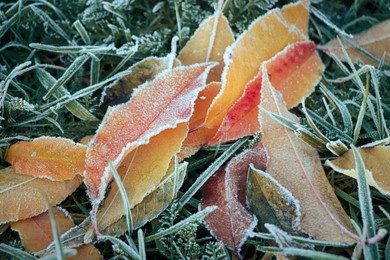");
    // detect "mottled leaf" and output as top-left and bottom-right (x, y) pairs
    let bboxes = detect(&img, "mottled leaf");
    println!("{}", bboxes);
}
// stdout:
(209, 41), (323, 144)
(200, 146), (267, 256)
(11, 207), (100, 259)
(100, 56), (181, 111)
(204, 3), (307, 128)
(321, 19), (390, 65)
(178, 12), (234, 82)
(259, 64), (356, 243)
(85, 63), (214, 207)
(6, 137), (86, 181)
(326, 146), (390, 196)
(247, 165), (302, 235)
(0, 167), (82, 224)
